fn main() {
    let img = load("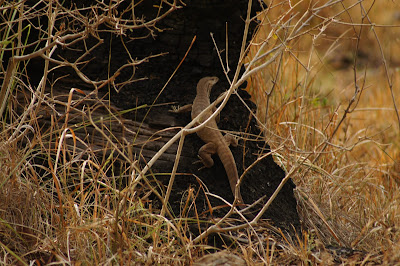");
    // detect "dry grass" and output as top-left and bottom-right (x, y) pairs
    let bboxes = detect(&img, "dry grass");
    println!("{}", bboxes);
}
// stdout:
(1, 0), (400, 265)
(246, 0), (400, 263)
